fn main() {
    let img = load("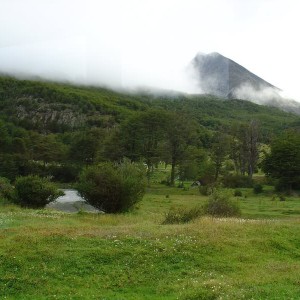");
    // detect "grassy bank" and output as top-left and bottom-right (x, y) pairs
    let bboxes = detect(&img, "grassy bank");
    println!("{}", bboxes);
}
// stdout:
(1, 185), (300, 299)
